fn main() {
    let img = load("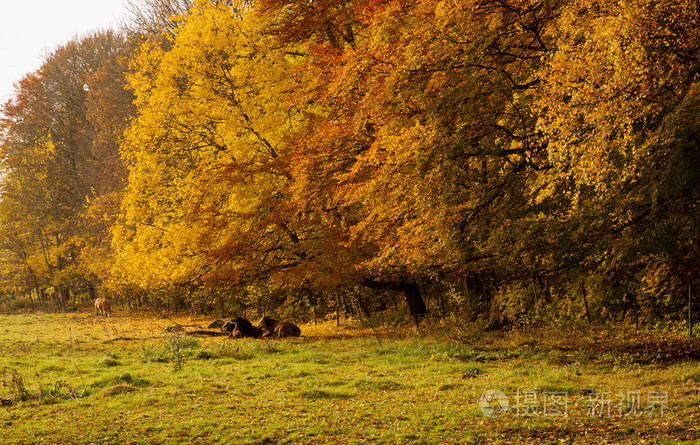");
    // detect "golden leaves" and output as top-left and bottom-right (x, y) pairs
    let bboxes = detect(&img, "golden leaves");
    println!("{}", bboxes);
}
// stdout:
(537, 0), (700, 192)
(115, 0), (309, 288)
